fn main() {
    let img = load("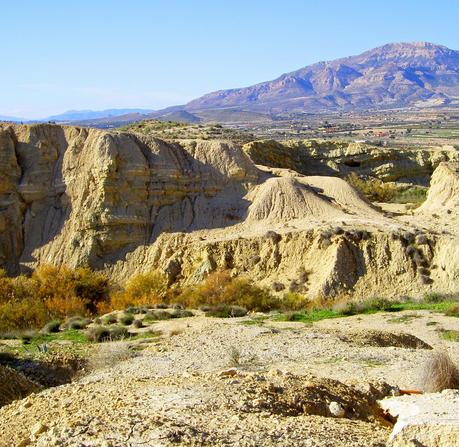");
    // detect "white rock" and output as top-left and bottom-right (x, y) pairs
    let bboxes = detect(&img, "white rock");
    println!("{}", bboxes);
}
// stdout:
(328, 401), (345, 418)
(380, 391), (459, 446)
